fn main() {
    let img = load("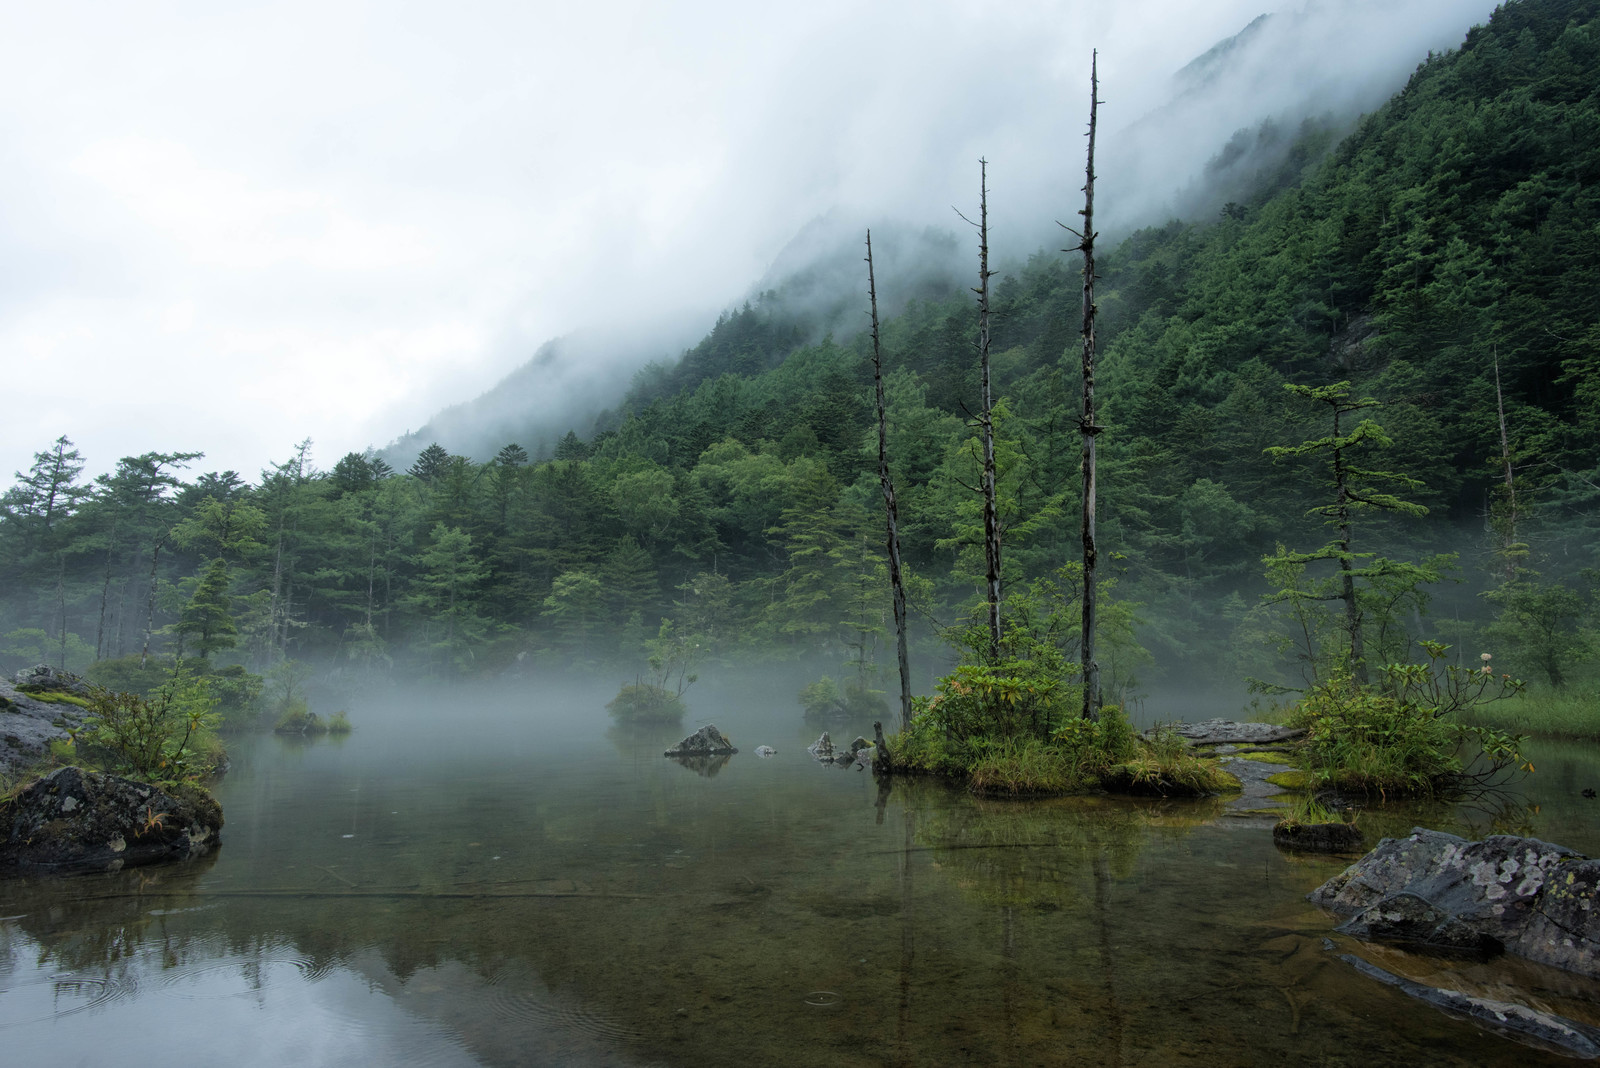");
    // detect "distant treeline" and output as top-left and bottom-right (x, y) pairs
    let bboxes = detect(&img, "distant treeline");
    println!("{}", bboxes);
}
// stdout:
(2, 0), (1596, 693)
